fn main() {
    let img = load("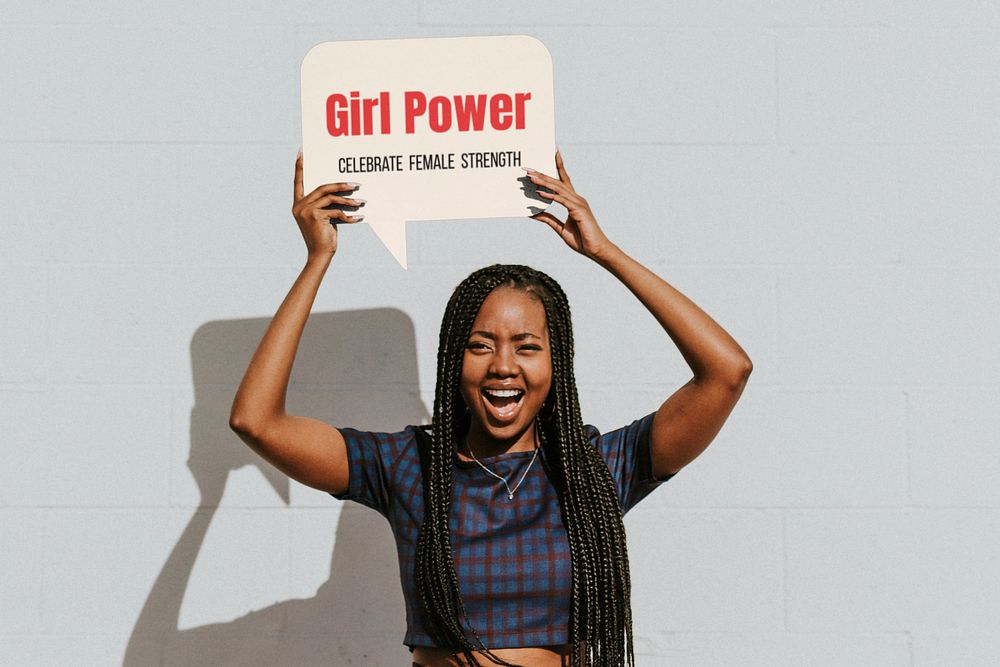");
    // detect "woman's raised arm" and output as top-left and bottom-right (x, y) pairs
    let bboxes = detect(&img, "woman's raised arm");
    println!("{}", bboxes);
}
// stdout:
(527, 151), (753, 478)
(228, 154), (365, 494)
